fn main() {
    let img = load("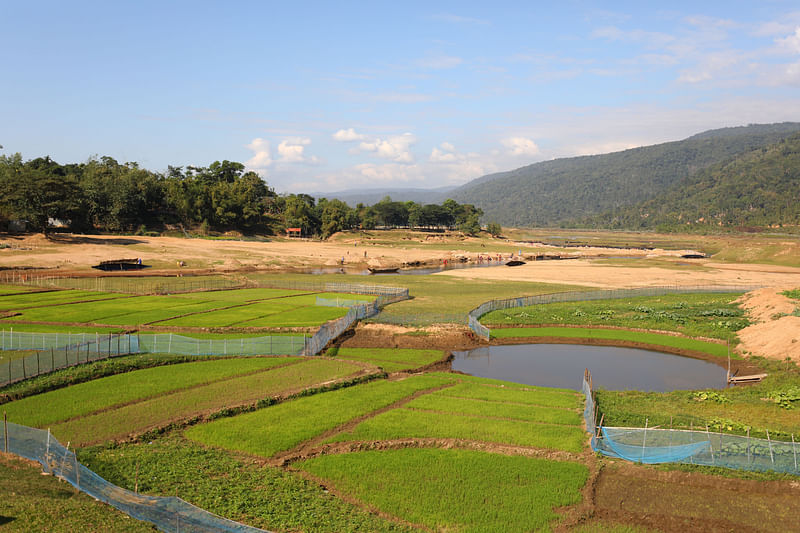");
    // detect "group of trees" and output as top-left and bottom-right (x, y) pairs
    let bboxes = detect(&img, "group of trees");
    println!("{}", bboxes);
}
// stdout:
(0, 154), (491, 238)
